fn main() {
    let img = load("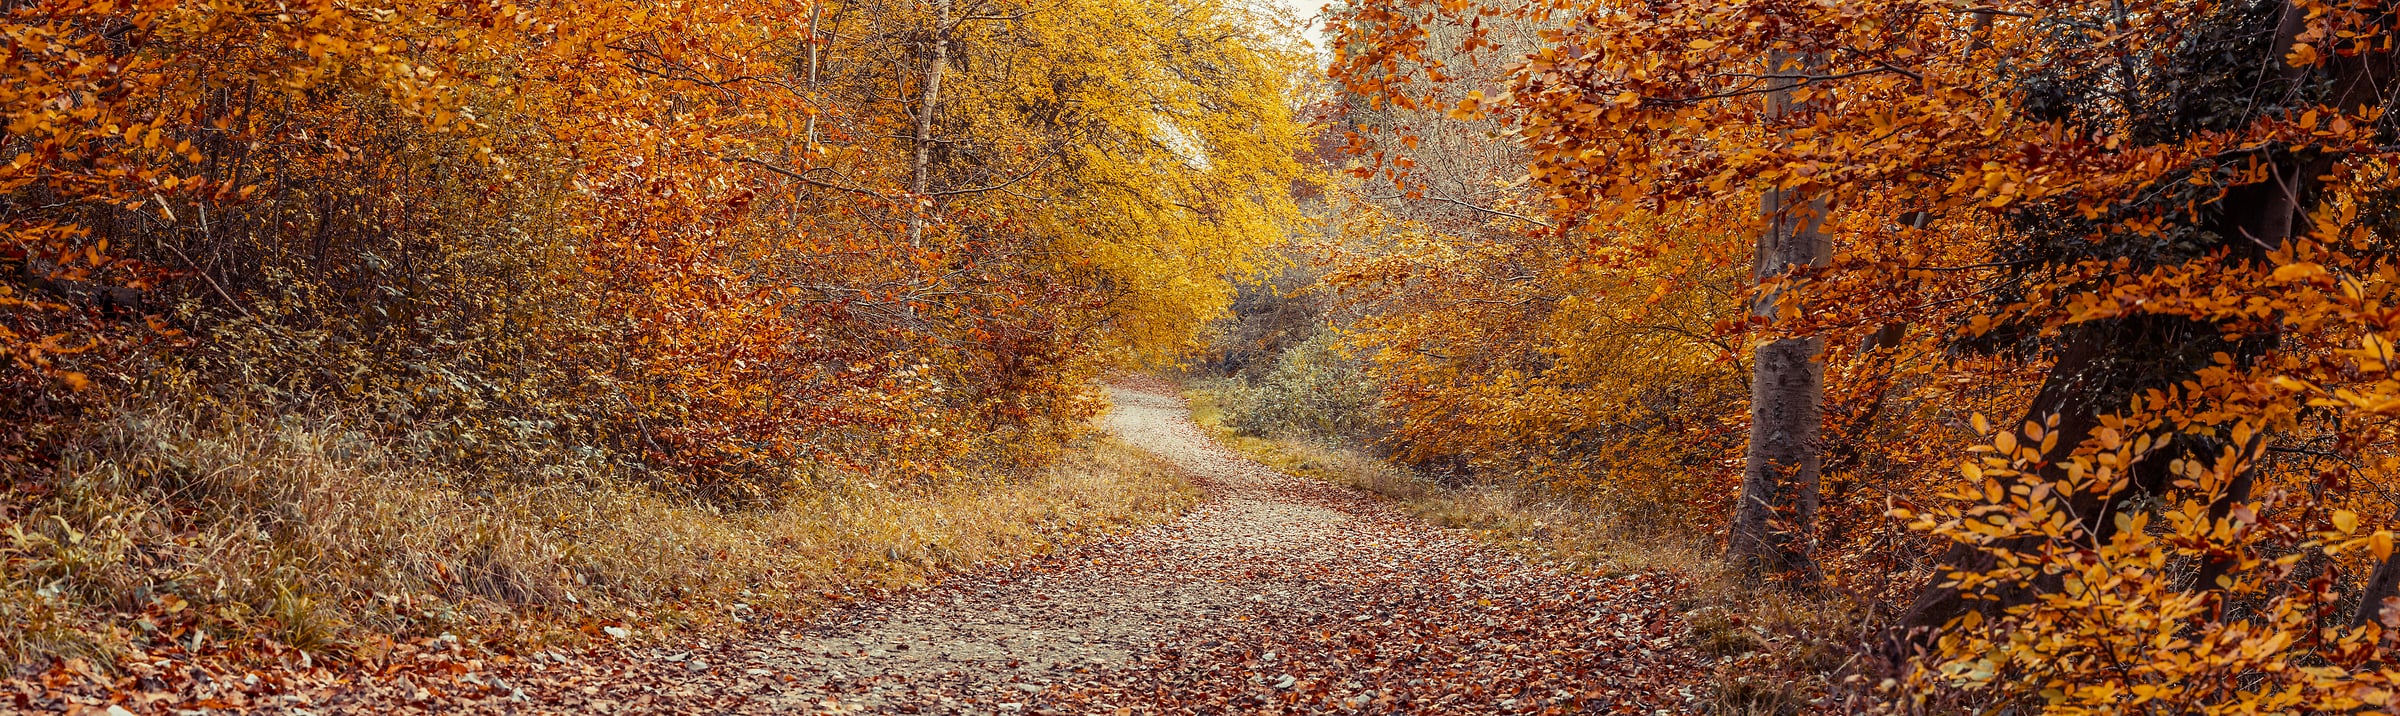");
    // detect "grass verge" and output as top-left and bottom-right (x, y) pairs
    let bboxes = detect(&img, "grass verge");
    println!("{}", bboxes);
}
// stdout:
(0, 401), (1199, 674)
(1185, 388), (1861, 715)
